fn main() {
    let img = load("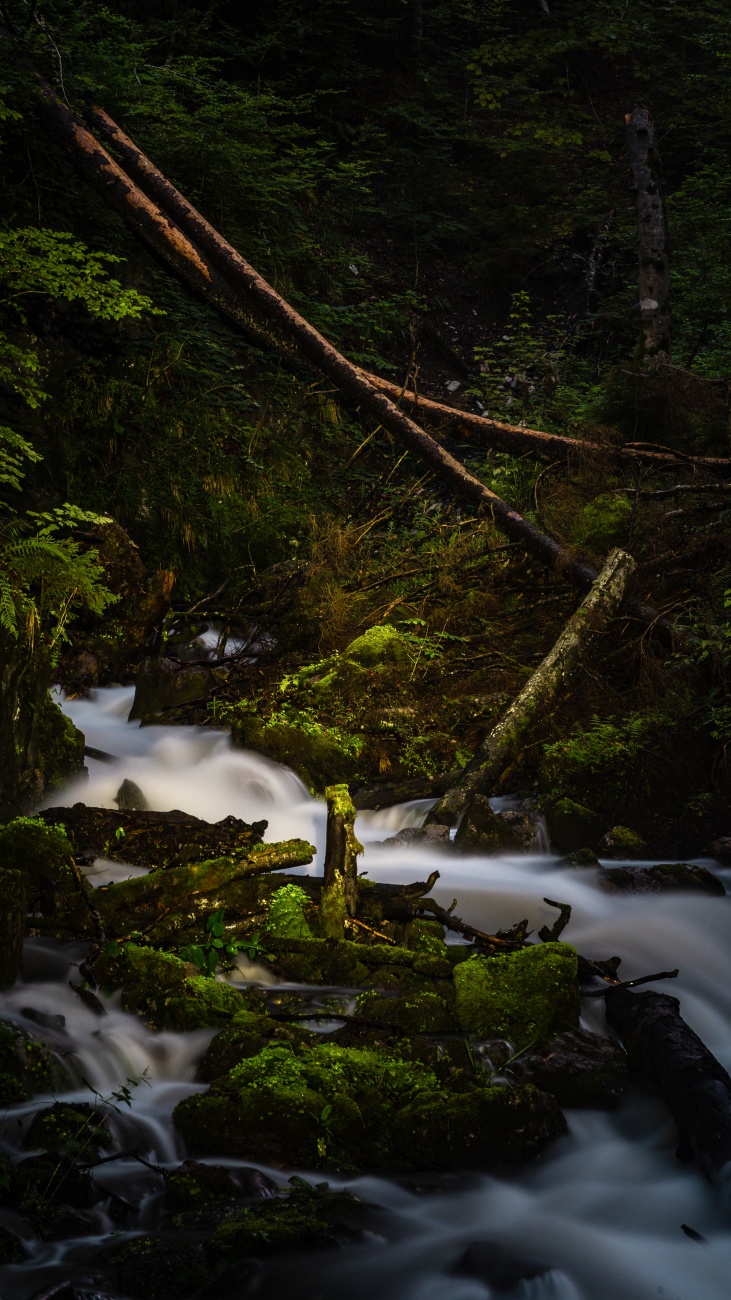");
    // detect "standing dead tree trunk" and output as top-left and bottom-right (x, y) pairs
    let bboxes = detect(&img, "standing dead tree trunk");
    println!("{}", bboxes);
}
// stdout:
(626, 106), (671, 359)
(427, 548), (636, 827)
(26, 82), (684, 642)
(606, 986), (731, 1196)
(320, 784), (362, 939)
